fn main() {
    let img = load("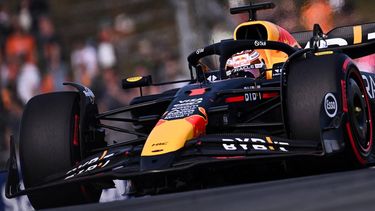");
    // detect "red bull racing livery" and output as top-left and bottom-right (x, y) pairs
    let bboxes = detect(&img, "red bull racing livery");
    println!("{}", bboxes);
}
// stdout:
(5, 2), (375, 209)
